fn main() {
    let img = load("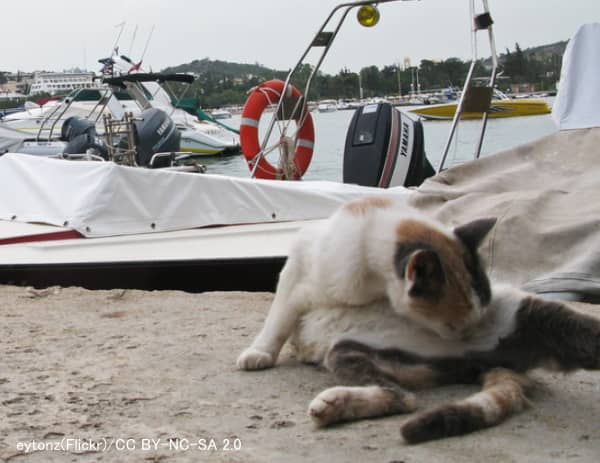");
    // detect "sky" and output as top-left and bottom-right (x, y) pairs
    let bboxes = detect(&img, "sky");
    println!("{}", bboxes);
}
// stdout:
(1, 0), (599, 75)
